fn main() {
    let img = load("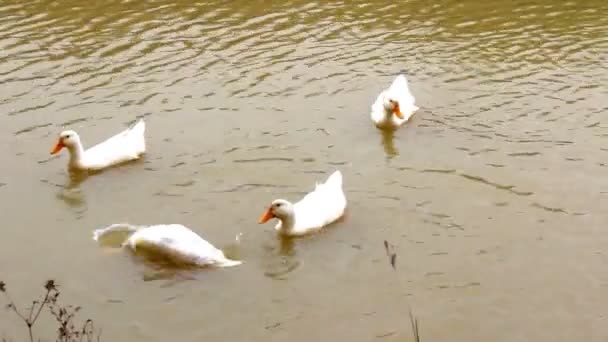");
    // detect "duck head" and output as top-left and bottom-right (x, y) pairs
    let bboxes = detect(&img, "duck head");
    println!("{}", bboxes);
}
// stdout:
(384, 98), (404, 119)
(51, 130), (81, 154)
(258, 199), (294, 223)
